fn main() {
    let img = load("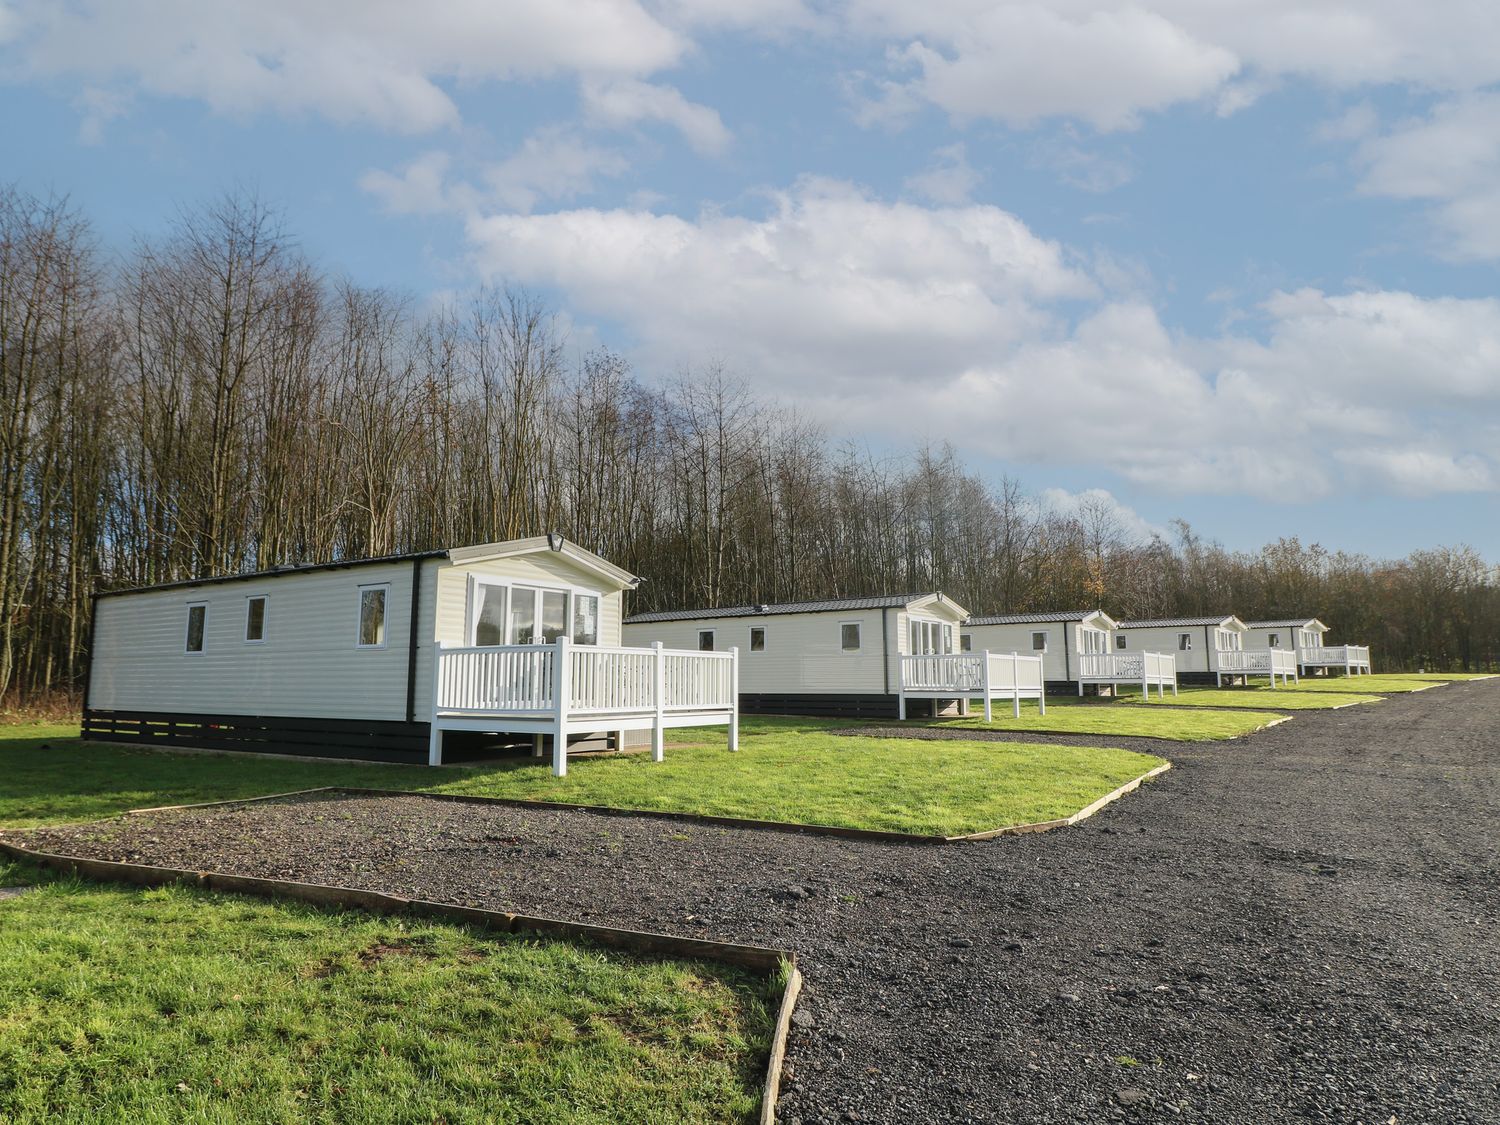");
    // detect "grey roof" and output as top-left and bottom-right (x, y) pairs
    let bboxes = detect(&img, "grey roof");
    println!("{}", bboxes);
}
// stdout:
(1118, 616), (1239, 629)
(625, 593), (945, 624)
(966, 610), (1097, 626)
(97, 549), (451, 599)
(1247, 618), (1327, 629)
